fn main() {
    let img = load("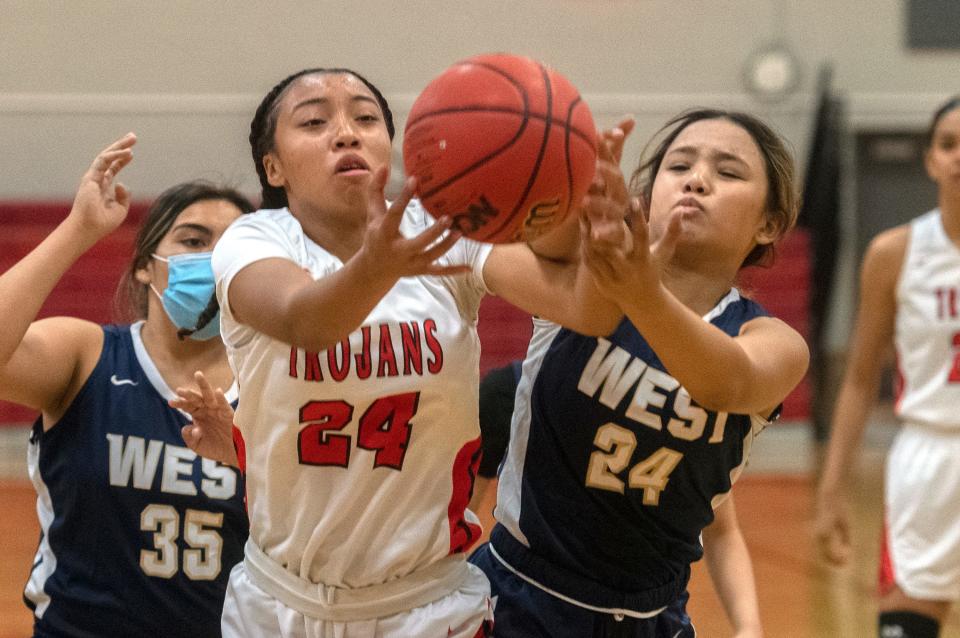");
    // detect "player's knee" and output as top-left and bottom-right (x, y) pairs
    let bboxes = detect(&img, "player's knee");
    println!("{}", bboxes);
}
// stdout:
(878, 611), (940, 638)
